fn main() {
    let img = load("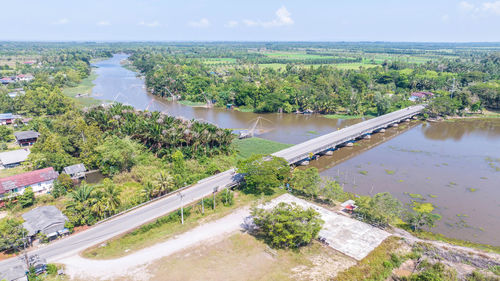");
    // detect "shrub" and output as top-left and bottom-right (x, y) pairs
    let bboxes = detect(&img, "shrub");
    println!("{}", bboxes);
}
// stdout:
(252, 202), (324, 249)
